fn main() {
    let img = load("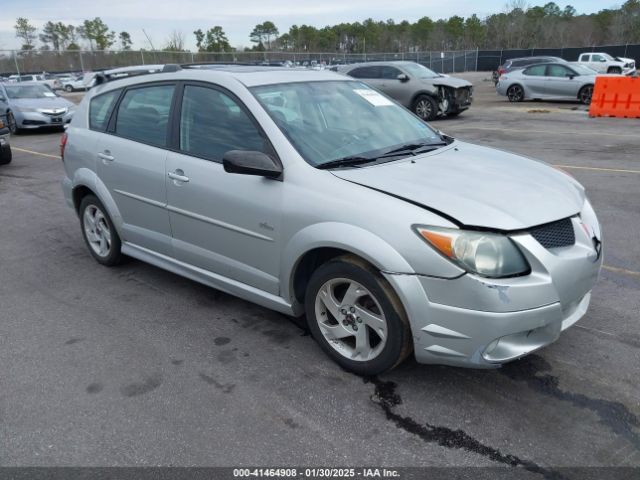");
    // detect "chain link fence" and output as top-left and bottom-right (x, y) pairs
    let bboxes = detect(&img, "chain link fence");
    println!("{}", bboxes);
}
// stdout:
(0, 49), (479, 76)
(2, 43), (637, 76)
